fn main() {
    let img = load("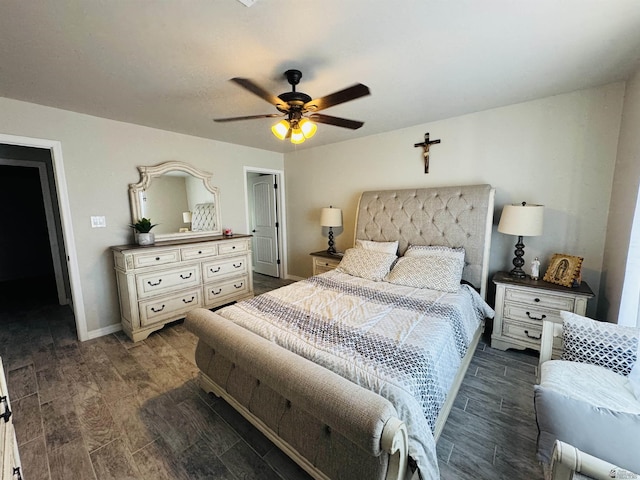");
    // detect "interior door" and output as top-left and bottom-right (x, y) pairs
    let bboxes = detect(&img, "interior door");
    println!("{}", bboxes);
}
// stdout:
(249, 174), (279, 277)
